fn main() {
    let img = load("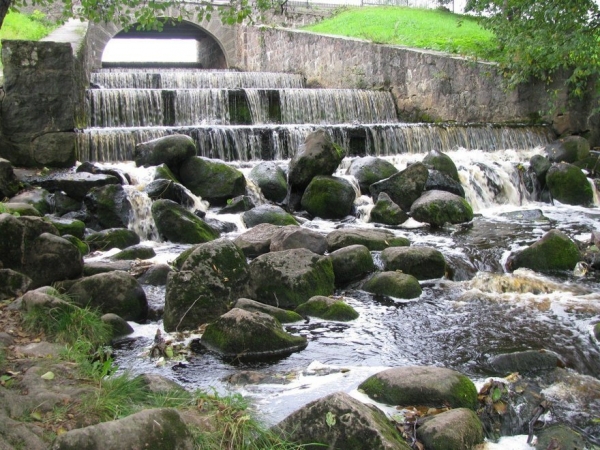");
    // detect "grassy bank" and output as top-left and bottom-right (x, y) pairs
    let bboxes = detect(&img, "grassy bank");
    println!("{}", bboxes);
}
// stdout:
(302, 6), (500, 60)
(1, 10), (58, 41)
